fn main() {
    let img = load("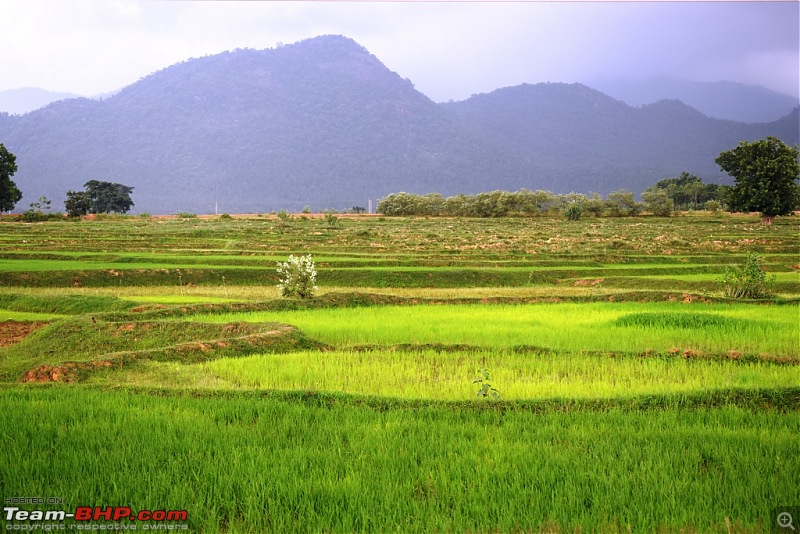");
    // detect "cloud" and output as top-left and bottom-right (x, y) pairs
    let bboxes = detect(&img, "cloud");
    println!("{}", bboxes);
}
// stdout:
(1, 0), (797, 100)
